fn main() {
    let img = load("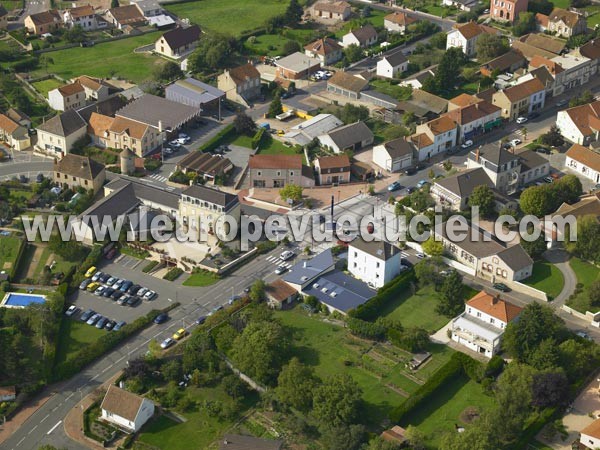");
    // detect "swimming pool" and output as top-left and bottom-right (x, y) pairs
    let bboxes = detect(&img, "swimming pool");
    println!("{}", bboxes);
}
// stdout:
(1, 292), (47, 308)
